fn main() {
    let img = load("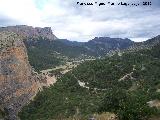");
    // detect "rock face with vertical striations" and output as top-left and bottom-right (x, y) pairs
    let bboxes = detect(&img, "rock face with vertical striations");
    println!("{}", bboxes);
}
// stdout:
(0, 31), (41, 119)
(0, 25), (58, 40)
